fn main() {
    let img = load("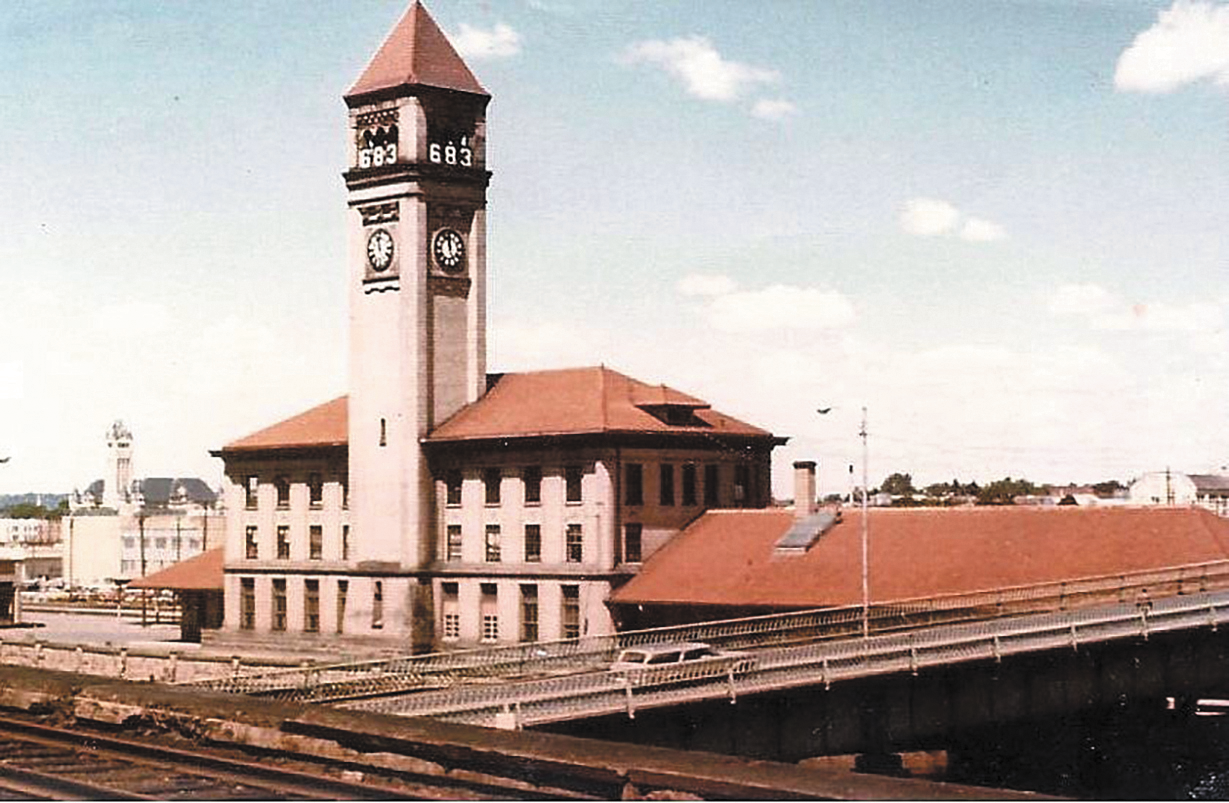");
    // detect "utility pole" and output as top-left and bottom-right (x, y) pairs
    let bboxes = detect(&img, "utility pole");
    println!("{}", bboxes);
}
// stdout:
(860, 406), (870, 639)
